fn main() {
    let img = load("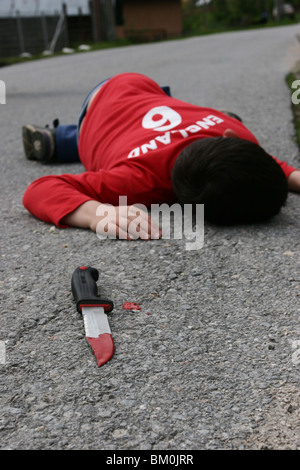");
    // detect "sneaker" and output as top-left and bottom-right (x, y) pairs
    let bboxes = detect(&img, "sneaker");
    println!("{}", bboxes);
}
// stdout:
(22, 119), (59, 162)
